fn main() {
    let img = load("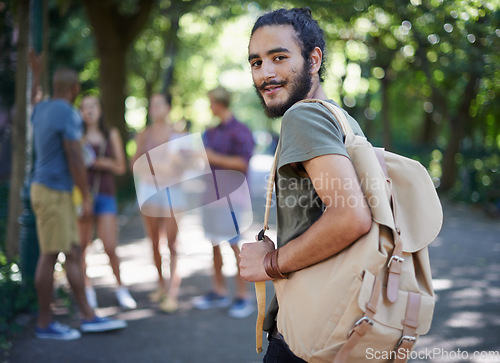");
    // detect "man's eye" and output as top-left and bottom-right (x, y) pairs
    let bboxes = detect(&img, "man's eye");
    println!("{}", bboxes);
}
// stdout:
(251, 60), (262, 68)
(274, 55), (286, 62)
